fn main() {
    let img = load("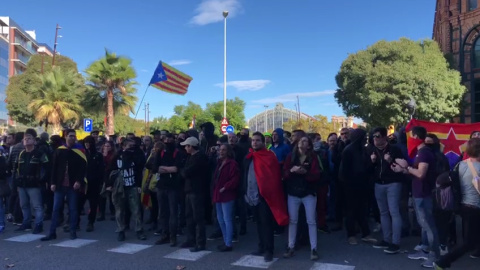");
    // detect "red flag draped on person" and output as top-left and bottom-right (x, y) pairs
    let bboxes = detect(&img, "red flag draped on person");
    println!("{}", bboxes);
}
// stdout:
(246, 148), (289, 226)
